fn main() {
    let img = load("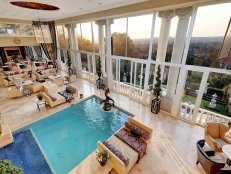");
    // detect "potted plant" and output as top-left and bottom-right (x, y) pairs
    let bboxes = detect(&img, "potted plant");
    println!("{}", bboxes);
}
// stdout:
(0, 160), (23, 174)
(151, 65), (162, 114)
(96, 150), (110, 166)
(66, 50), (73, 76)
(36, 93), (43, 100)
